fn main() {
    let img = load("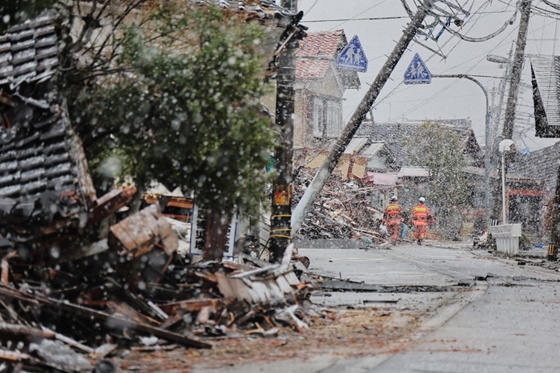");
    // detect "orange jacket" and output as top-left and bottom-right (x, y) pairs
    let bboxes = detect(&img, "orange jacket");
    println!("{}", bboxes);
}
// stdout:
(383, 201), (403, 223)
(411, 203), (434, 225)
